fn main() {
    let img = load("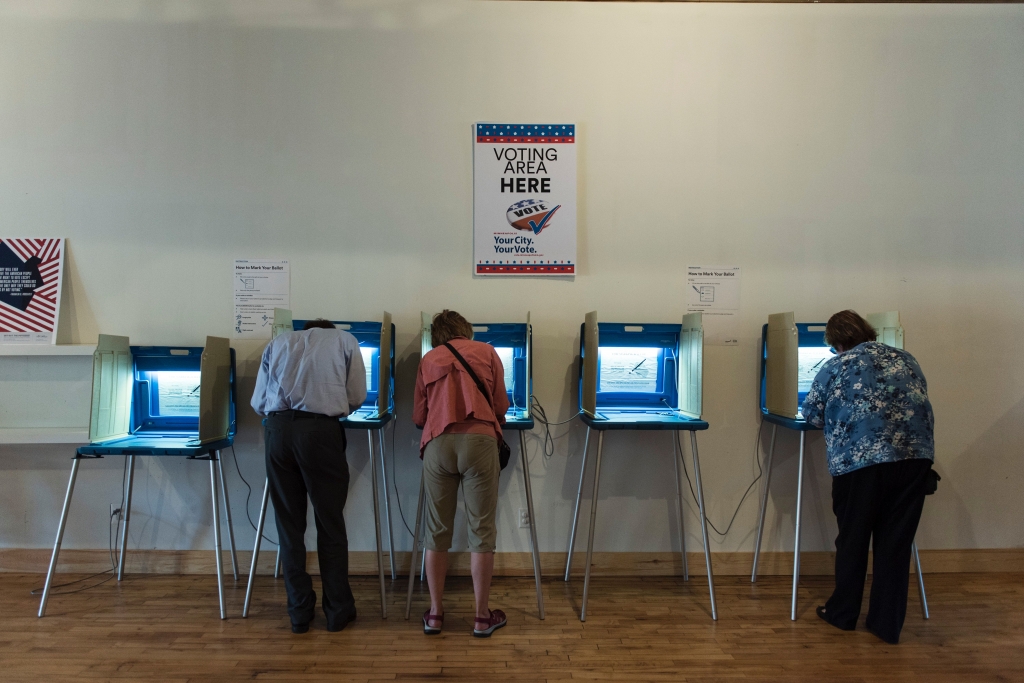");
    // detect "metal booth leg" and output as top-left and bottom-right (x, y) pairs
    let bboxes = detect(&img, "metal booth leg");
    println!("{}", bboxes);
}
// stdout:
(520, 432), (545, 619)
(117, 454), (136, 581)
(378, 429), (397, 580)
(368, 431), (387, 618)
(404, 473), (426, 619)
(216, 451), (239, 581)
(38, 457), (83, 617)
(580, 431), (605, 622)
(751, 424), (778, 582)
(913, 540), (930, 619)
(688, 432), (718, 621)
(274, 545), (281, 578)
(564, 427), (592, 581)
(672, 431), (689, 581)
(209, 454), (227, 619)
(791, 431), (806, 621)
(420, 535), (426, 581)
(243, 476), (271, 618)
